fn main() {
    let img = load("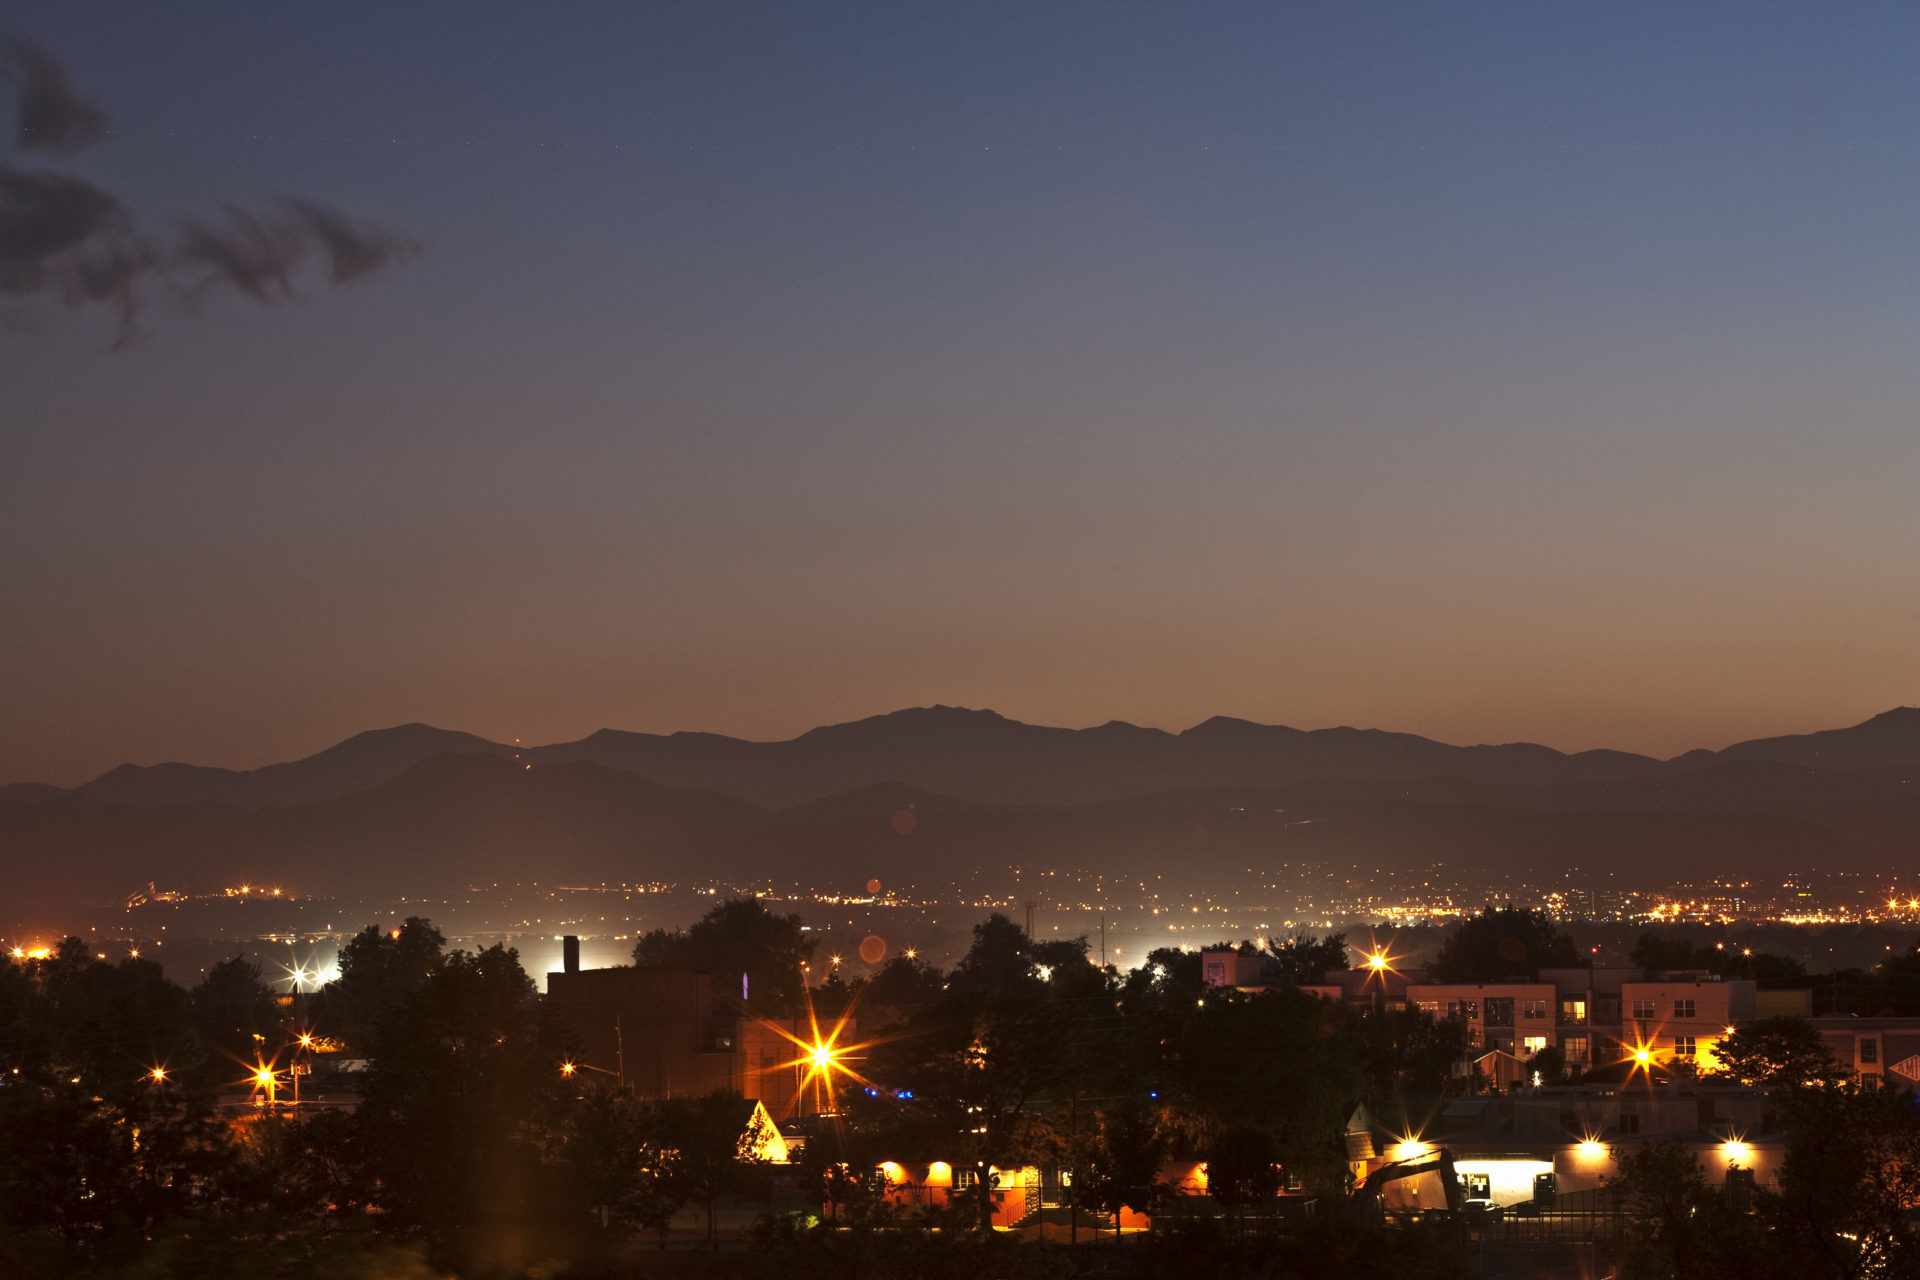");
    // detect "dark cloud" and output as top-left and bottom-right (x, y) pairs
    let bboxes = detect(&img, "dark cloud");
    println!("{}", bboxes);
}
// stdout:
(2, 163), (152, 345)
(285, 199), (420, 285)
(1, 35), (419, 346)
(175, 205), (309, 304)
(0, 164), (124, 289)
(9, 37), (109, 154)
